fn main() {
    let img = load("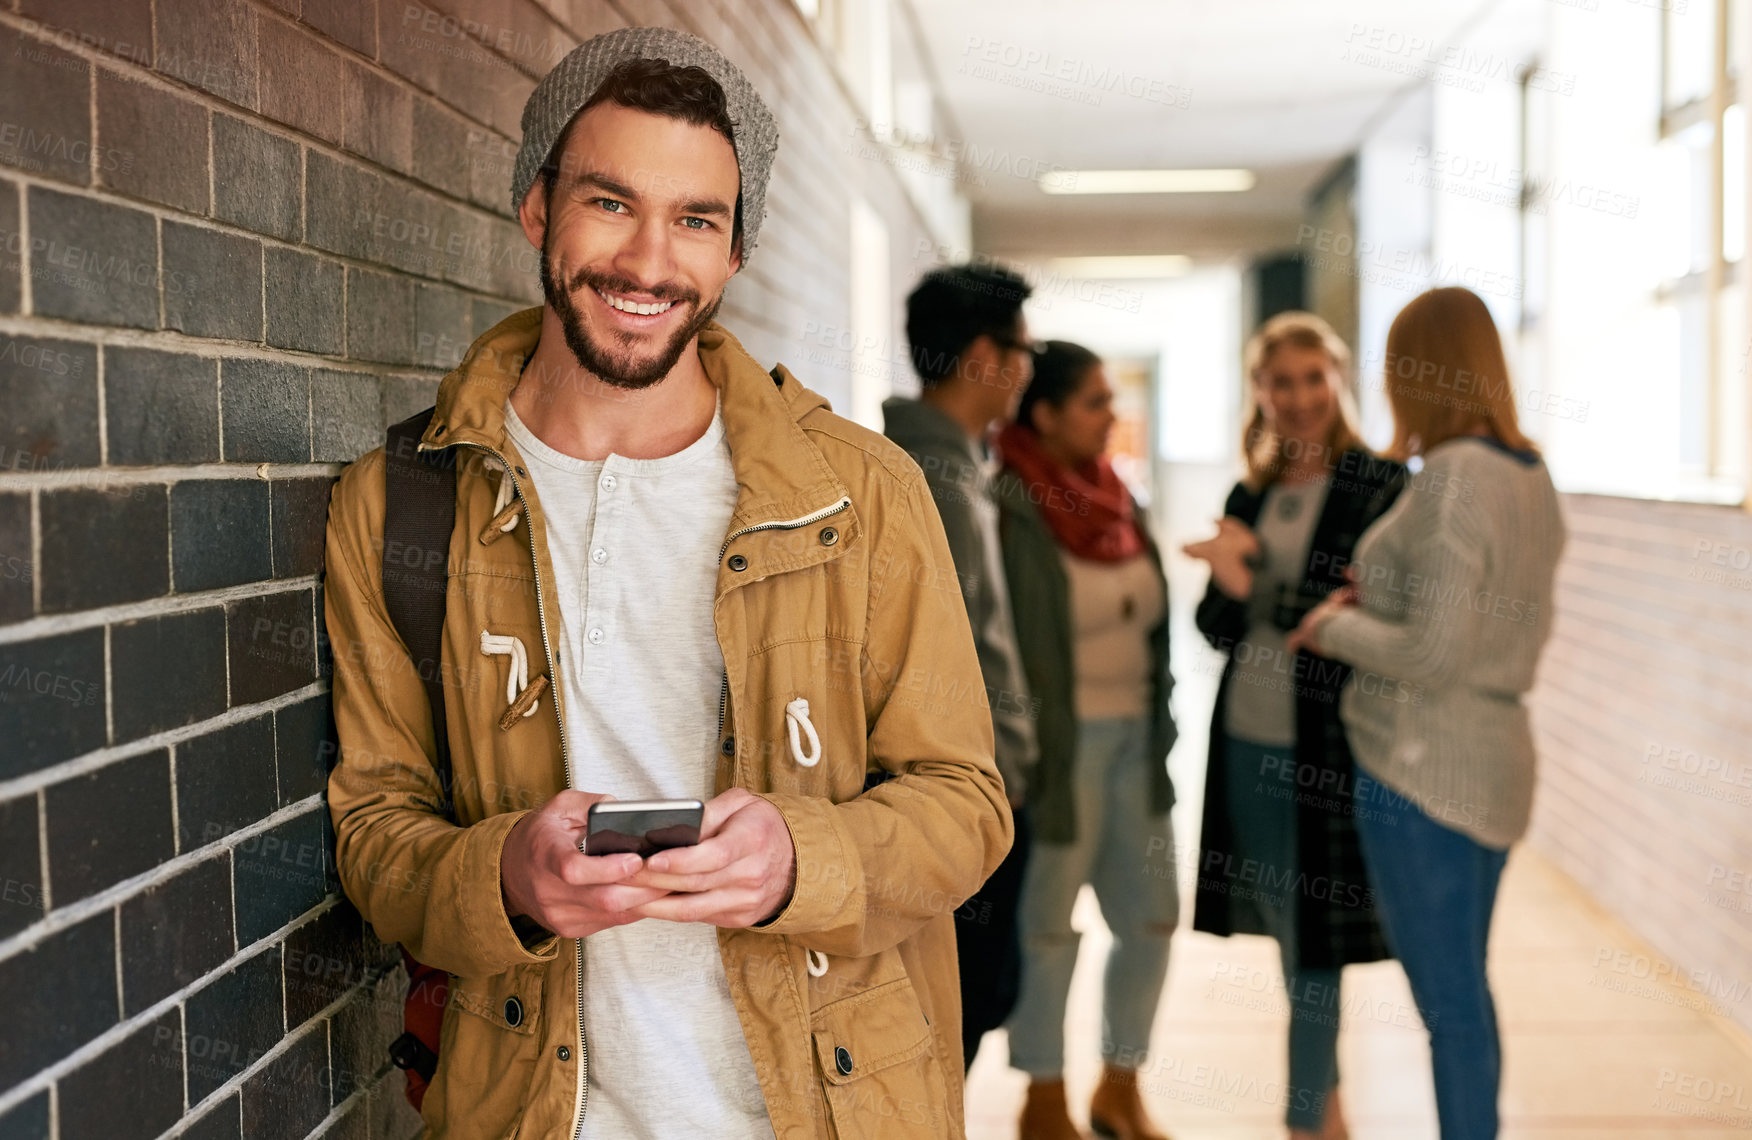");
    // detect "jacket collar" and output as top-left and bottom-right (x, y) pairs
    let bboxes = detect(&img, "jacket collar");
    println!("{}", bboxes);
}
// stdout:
(423, 307), (850, 529)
